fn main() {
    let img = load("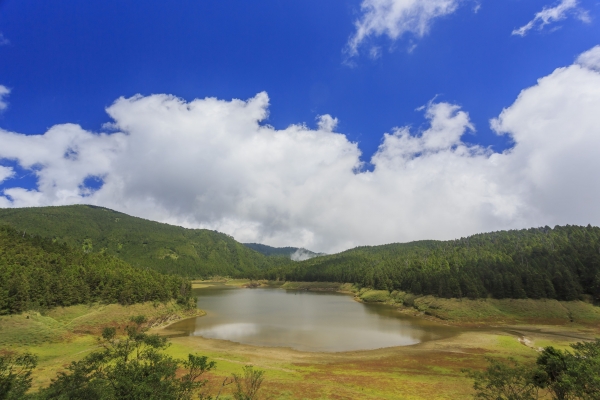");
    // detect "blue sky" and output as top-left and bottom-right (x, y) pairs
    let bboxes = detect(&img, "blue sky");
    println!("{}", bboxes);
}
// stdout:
(1, 0), (599, 251)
